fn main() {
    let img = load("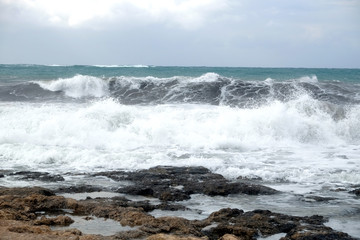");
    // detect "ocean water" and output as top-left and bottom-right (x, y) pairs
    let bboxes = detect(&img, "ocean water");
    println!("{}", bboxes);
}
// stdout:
(0, 64), (360, 236)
